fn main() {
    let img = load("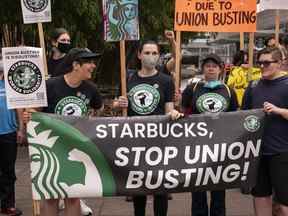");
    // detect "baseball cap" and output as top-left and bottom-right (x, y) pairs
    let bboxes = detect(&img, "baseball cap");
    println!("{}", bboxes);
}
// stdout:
(201, 53), (223, 67)
(67, 48), (101, 62)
